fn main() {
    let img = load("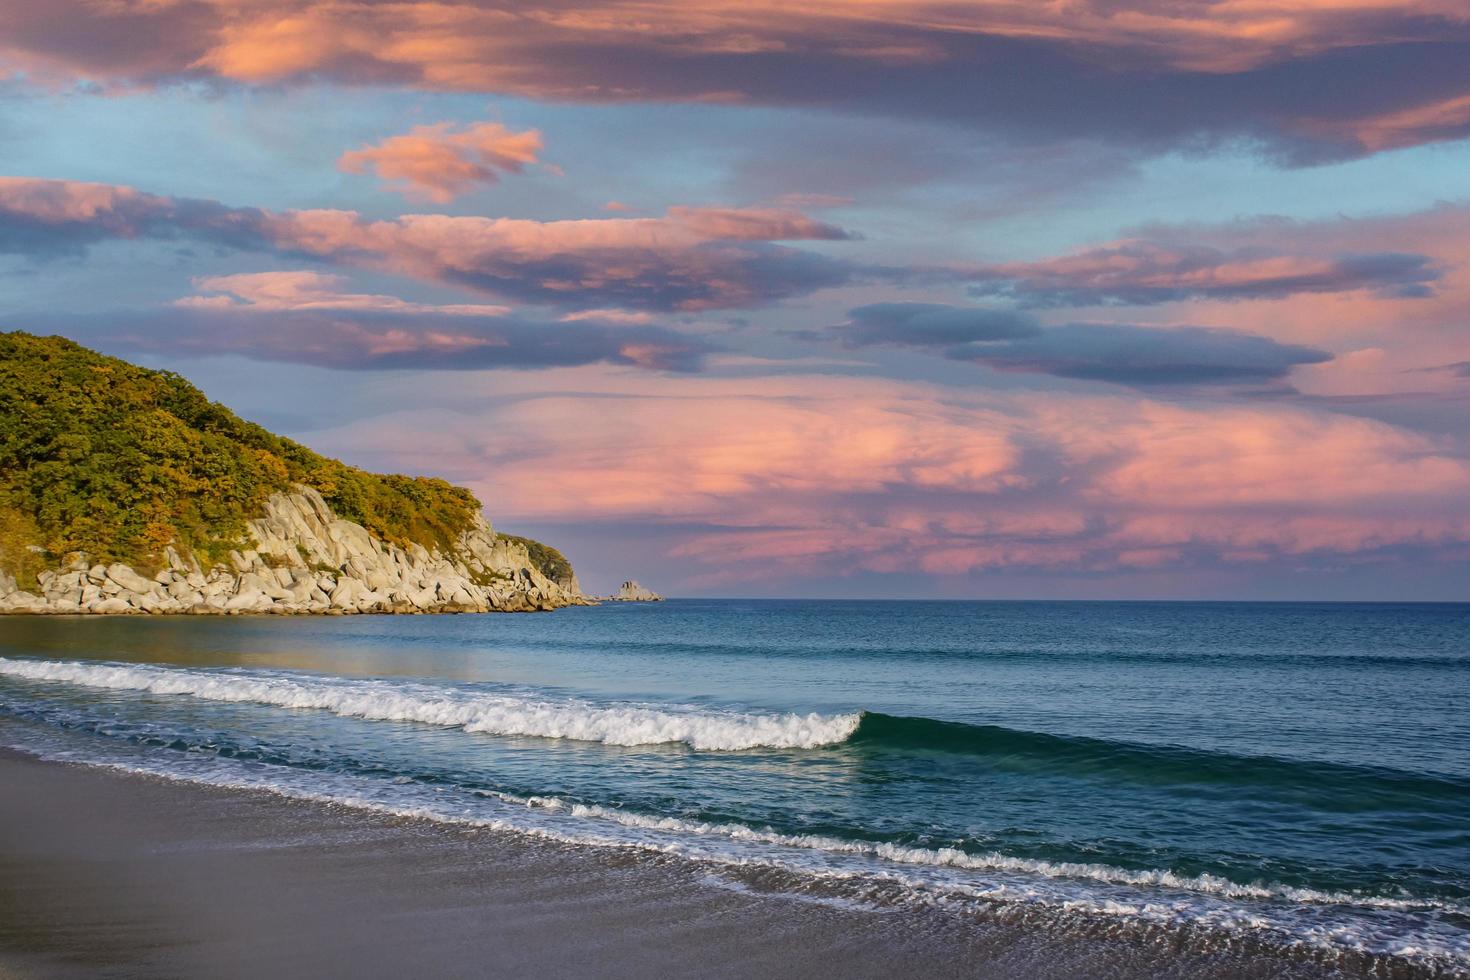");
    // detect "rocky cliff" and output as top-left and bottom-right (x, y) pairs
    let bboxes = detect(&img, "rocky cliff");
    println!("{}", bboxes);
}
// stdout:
(0, 486), (586, 616)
